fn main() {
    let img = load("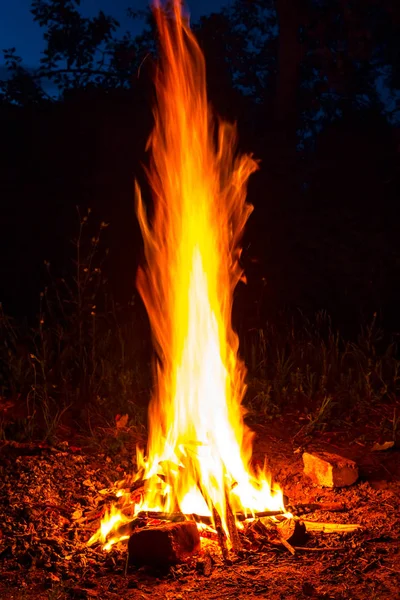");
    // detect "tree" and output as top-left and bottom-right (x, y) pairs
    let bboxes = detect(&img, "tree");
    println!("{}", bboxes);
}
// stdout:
(0, 0), (156, 103)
